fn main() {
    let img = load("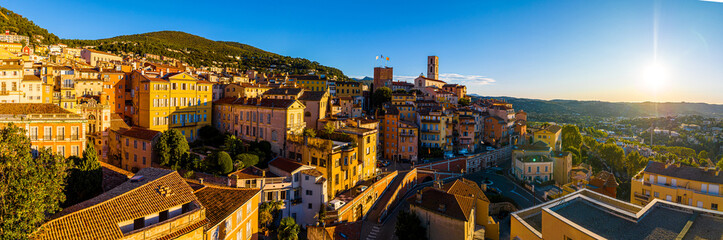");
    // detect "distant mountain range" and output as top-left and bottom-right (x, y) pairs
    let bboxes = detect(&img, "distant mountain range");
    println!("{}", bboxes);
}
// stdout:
(351, 76), (373, 86)
(471, 95), (723, 120)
